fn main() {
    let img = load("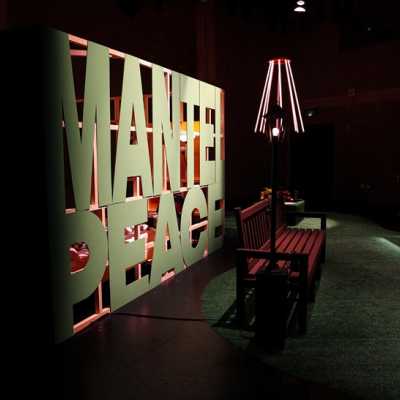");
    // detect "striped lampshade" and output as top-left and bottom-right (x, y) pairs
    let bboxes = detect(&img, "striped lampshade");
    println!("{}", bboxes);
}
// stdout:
(255, 58), (304, 141)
